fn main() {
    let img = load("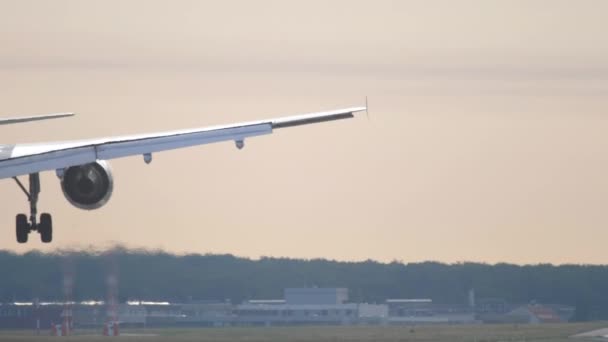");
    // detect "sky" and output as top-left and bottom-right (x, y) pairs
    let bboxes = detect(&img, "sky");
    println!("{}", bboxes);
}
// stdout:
(1, 0), (607, 264)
